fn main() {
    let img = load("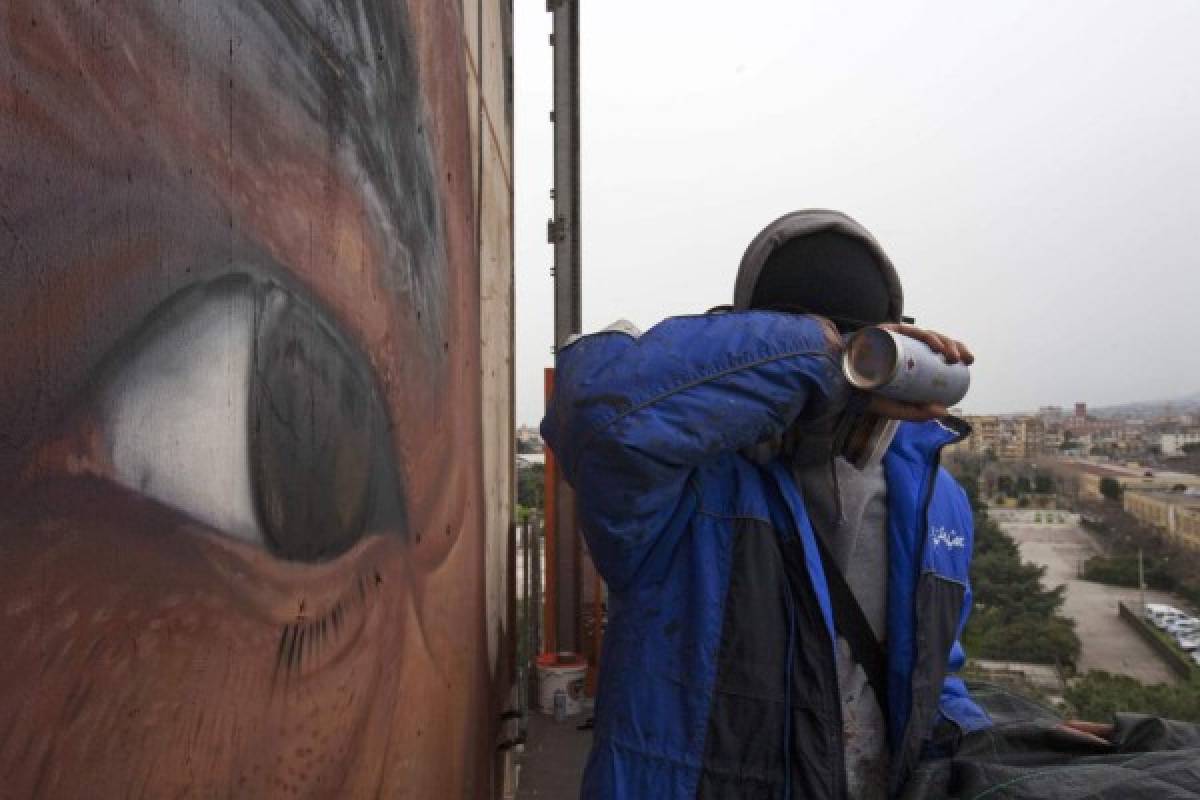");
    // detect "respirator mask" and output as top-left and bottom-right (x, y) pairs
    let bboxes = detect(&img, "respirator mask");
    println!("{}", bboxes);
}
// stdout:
(768, 314), (904, 473)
